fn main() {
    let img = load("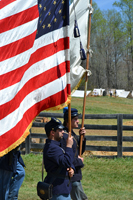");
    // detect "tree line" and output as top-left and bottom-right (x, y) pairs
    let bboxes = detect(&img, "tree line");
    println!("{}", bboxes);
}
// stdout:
(88, 0), (133, 91)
